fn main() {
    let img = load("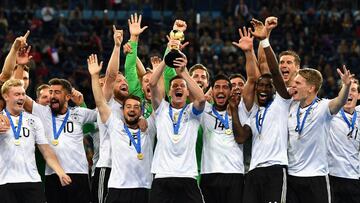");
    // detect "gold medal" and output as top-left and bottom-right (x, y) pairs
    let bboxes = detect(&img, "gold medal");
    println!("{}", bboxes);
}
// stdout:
(137, 153), (144, 160)
(52, 139), (59, 146)
(172, 134), (181, 142)
(14, 139), (20, 146)
(225, 129), (232, 135)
